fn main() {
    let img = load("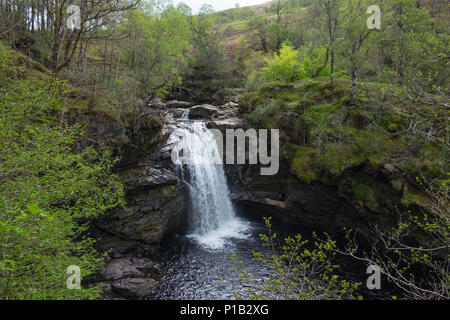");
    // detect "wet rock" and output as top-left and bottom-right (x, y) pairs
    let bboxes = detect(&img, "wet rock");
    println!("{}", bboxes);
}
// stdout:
(112, 278), (158, 300)
(166, 100), (194, 109)
(128, 257), (164, 280)
(190, 104), (220, 119)
(208, 118), (244, 130)
(99, 259), (145, 281)
(147, 98), (166, 109)
(212, 88), (244, 105)
(94, 234), (151, 258)
(119, 166), (177, 192)
(168, 108), (189, 119)
(98, 257), (164, 282)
